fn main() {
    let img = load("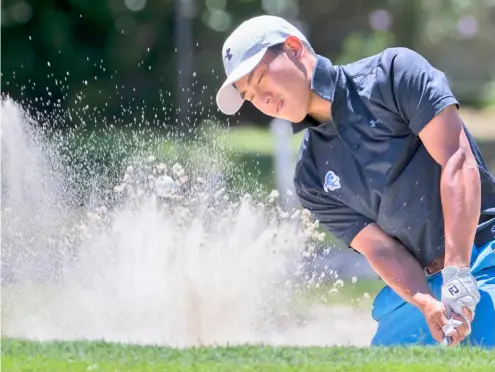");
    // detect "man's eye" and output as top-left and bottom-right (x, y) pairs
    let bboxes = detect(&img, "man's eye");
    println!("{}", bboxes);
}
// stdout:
(258, 73), (264, 84)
